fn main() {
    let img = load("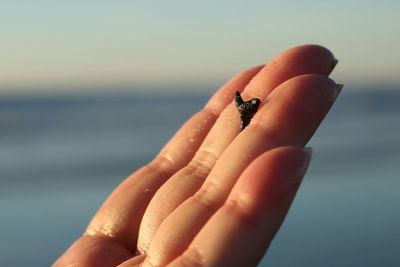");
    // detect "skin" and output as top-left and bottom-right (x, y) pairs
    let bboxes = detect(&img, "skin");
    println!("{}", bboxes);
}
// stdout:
(54, 44), (341, 267)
